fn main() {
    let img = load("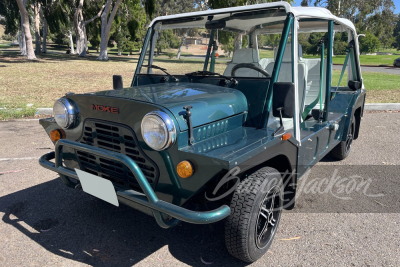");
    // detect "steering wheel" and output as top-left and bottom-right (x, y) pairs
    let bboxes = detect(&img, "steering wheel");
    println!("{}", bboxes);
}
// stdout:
(231, 63), (271, 77)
